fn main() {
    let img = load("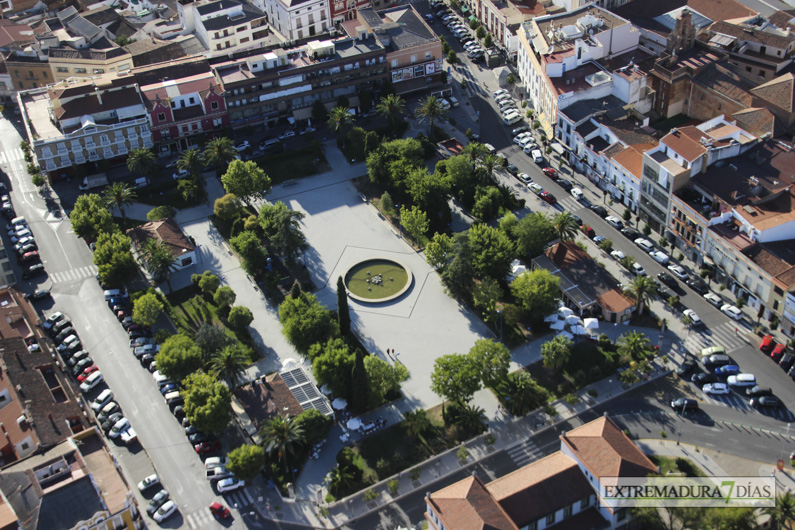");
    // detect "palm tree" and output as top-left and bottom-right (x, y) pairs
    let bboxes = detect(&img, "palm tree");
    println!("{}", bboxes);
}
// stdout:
(402, 410), (432, 441)
(463, 142), (487, 165)
(415, 95), (447, 134)
(623, 275), (657, 314)
(375, 94), (406, 127)
(127, 148), (156, 177)
(327, 106), (354, 141)
(764, 491), (795, 529)
(210, 345), (248, 388)
(178, 148), (206, 182)
(327, 463), (355, 497)
(617, 331), (651, 363)
(480, 154), (499, 183)
(260, 415), (305, 478)
(456, 404), (487, 432)
(203, 137), (237, 170)
(553, 211), (579, 242)
(140, 240), (178, 292)
(103, 182), (136, 221)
